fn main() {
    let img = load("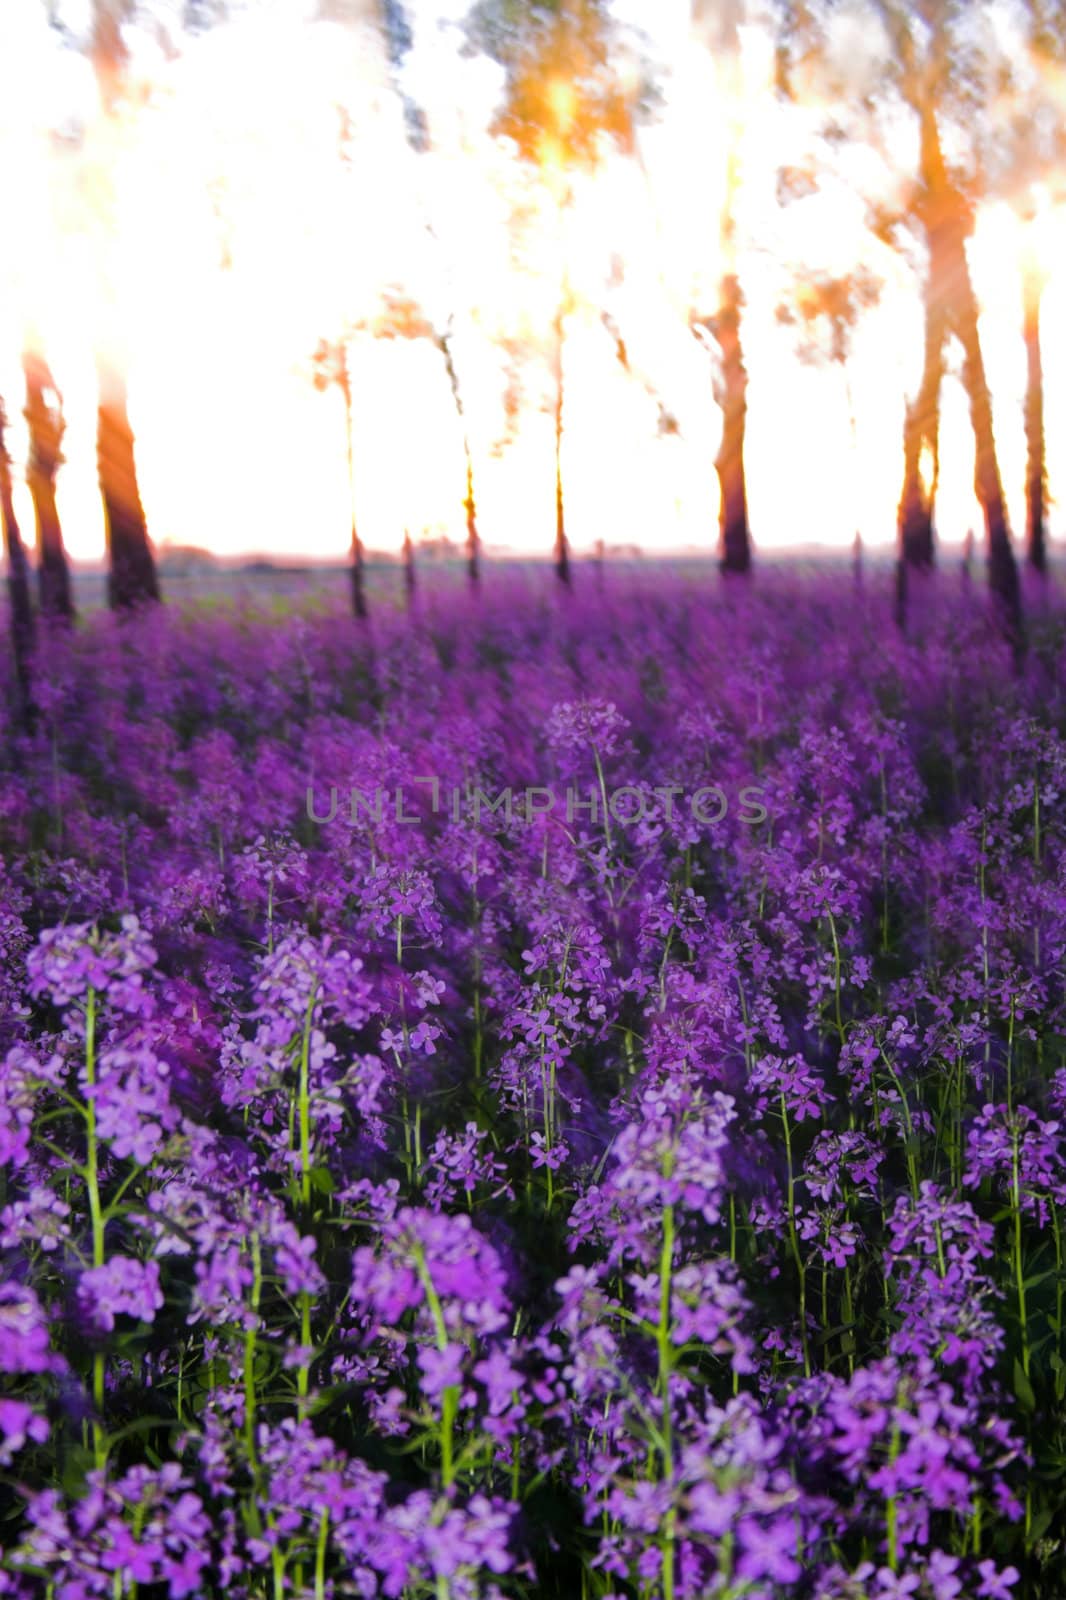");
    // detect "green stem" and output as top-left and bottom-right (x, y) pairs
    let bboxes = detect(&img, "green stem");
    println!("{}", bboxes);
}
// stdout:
(825, 910), (845, 1044)
(314, 1506), (329, 1600)
(297, 1291), (312, 1417)
(592, 745), (613, 856)
(885, 1416), (901, 1570)
(84, 988), (107, 1469)
(1013, 1130), (1030, 1378)
(298, 987), (318, 1210)
(879, 1050), (919, 1202)
(657, 1200), (676, 1600)
(414, 1248), (459, 1489)
(780, 1094), (811, 1378)
(244, 1232), (263, 1468)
